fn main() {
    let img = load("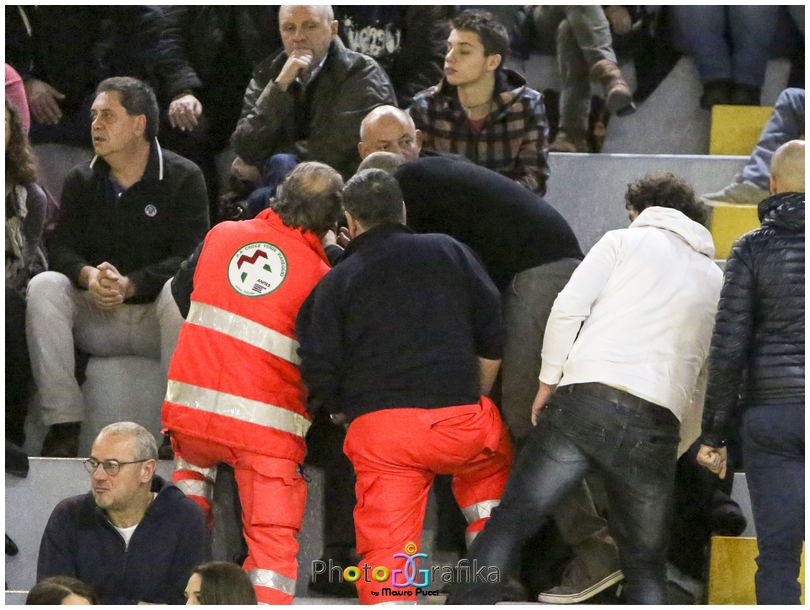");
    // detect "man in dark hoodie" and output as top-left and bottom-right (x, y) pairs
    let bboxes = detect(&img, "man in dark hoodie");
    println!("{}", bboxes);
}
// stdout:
(409, 10), (549, 195)
(698, 140), (805, 605)
(37, 422), (207, 604)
